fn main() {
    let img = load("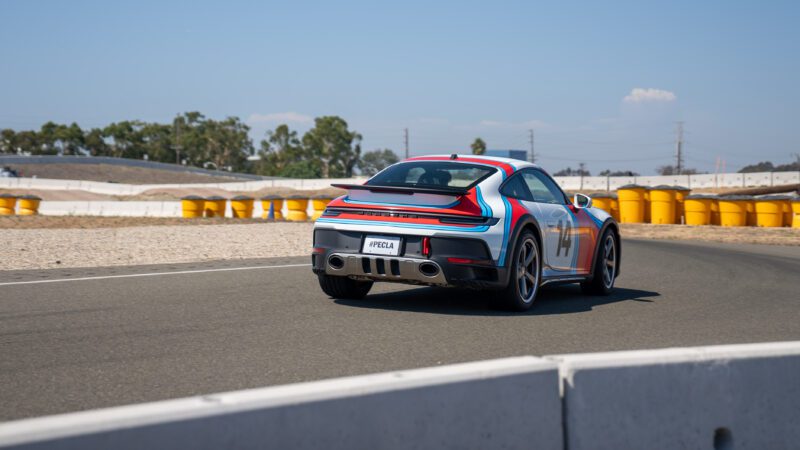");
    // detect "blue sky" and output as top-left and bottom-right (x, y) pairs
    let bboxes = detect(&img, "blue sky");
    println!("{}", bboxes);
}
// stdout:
(1, 0), (798, 174)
